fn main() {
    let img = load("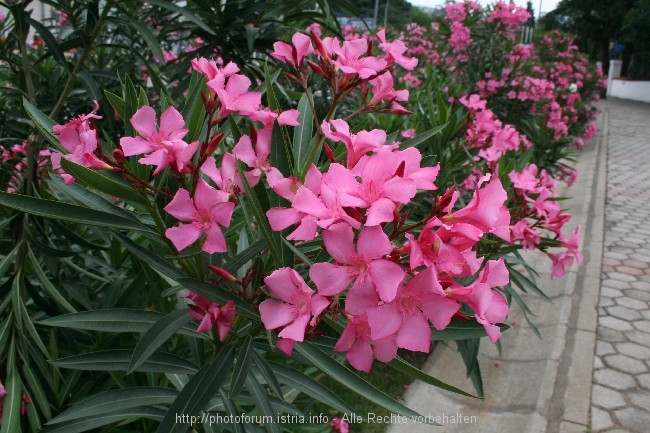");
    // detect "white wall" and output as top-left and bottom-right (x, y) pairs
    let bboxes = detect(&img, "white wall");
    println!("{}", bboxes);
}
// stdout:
(607, 59), (650, 103)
